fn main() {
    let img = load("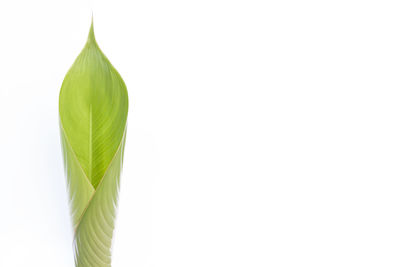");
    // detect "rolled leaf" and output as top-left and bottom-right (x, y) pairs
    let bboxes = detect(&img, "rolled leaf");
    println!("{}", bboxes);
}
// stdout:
(59, 21), (128, 267)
